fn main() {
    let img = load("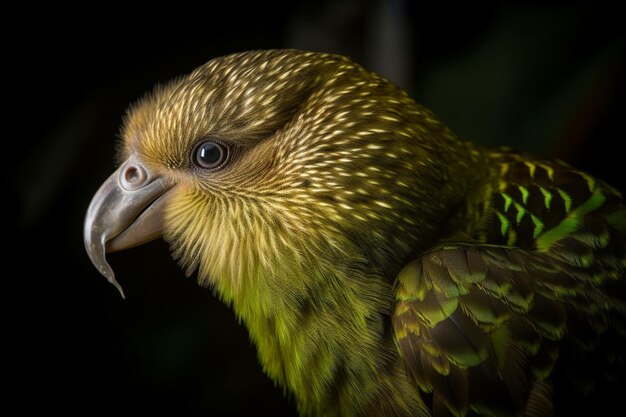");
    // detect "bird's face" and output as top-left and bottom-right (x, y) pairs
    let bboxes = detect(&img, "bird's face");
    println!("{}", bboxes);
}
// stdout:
(85, 50), (464, 300)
